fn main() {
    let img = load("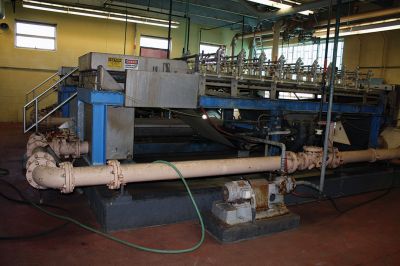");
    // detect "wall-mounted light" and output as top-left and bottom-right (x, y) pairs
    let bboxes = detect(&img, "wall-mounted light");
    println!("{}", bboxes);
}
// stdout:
(22, 0), (179, 28)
